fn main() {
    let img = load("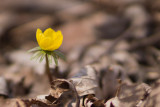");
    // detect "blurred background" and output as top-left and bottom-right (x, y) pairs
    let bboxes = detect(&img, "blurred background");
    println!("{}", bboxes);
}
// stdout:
(1, 0), (160, 104)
